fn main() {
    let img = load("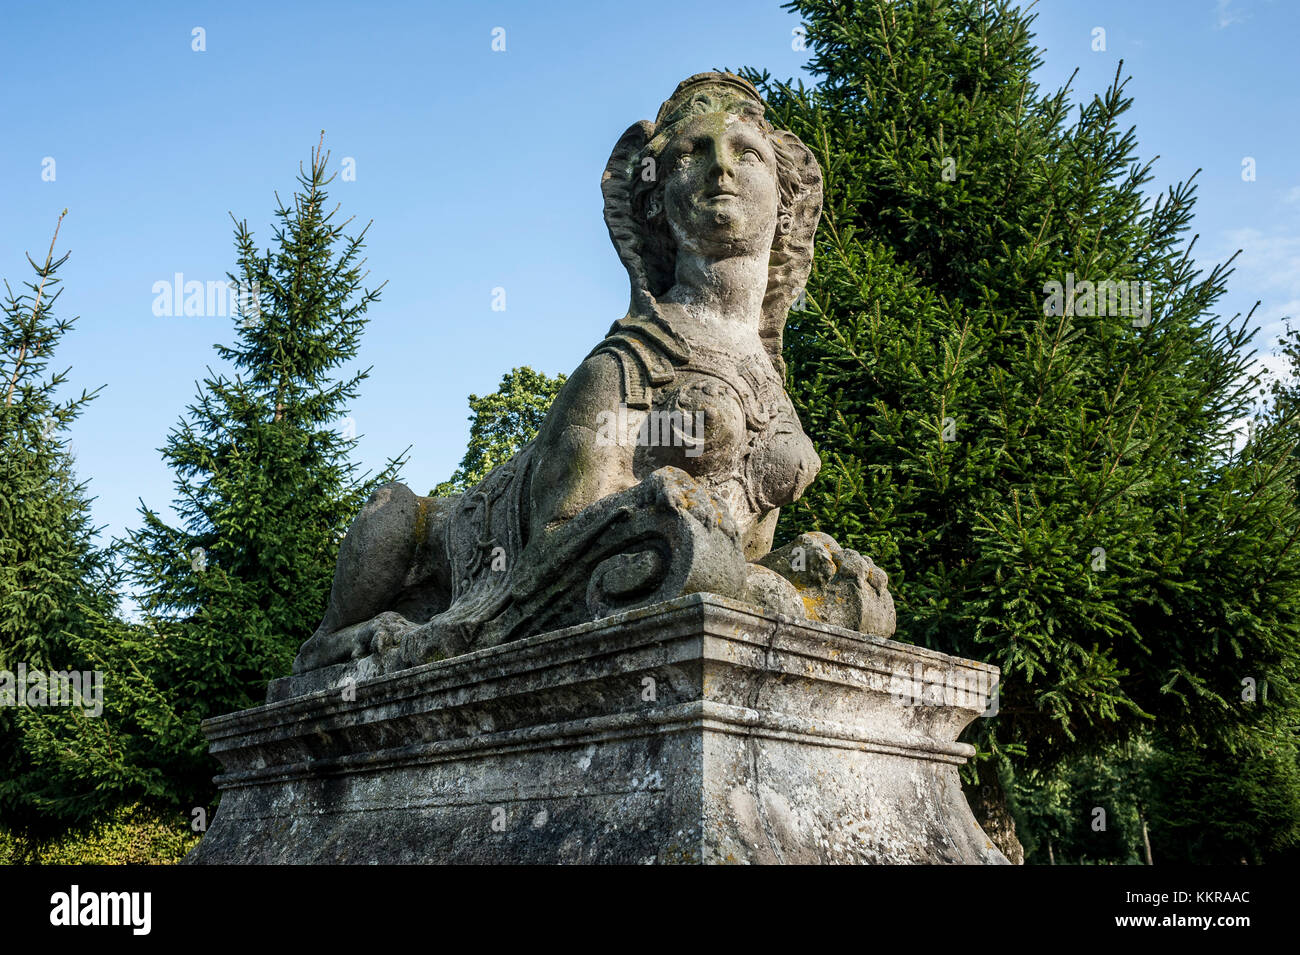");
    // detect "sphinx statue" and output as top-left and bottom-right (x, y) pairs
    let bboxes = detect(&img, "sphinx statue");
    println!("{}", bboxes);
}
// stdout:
(292, 72), (896, 676)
